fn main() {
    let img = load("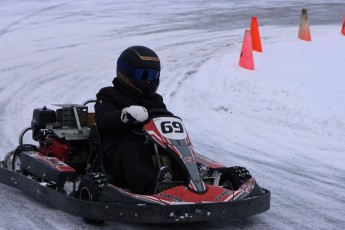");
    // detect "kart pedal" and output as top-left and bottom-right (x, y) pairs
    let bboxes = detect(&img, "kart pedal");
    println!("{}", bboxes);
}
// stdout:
(154, 166), (184, 193)
(157, 166), (174, 183)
